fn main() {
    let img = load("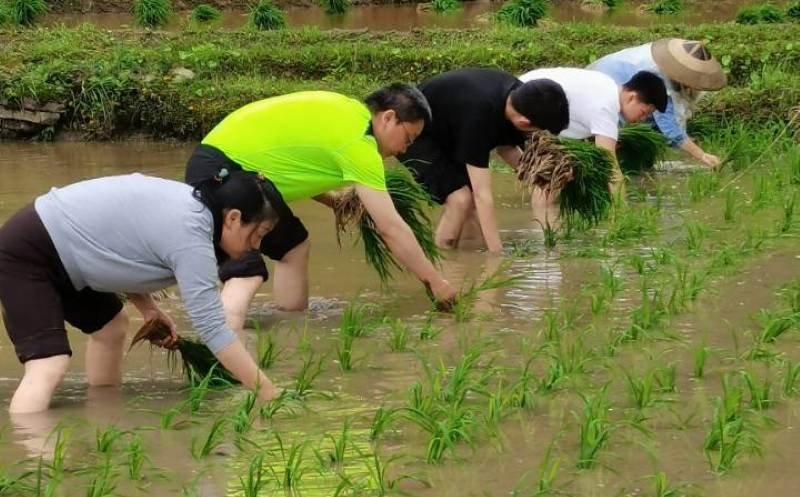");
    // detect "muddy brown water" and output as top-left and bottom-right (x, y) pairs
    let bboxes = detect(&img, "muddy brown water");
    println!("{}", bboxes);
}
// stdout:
(43, 0), (786, 31)
(1, 141), (800, 496)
